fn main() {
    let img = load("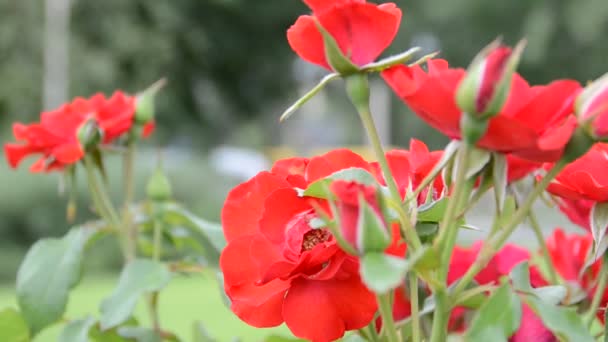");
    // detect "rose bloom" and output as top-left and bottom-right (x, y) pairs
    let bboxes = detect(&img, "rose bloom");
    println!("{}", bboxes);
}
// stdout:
(287, 0), (402, 71)
(382, 59), (581, 162)
(447, 243), (554, 341)
(545, 229), (608, 320)
(547, 143), (608, 202)
(4, 91), (151, 172)
(220, 143), (443, 341)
